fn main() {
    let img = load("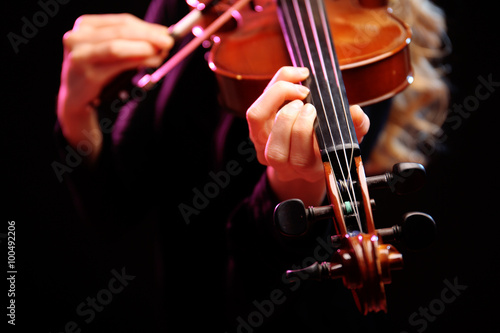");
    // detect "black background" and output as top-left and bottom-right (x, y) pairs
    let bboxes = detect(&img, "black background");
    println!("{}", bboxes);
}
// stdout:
(2, 0), (499, 332)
